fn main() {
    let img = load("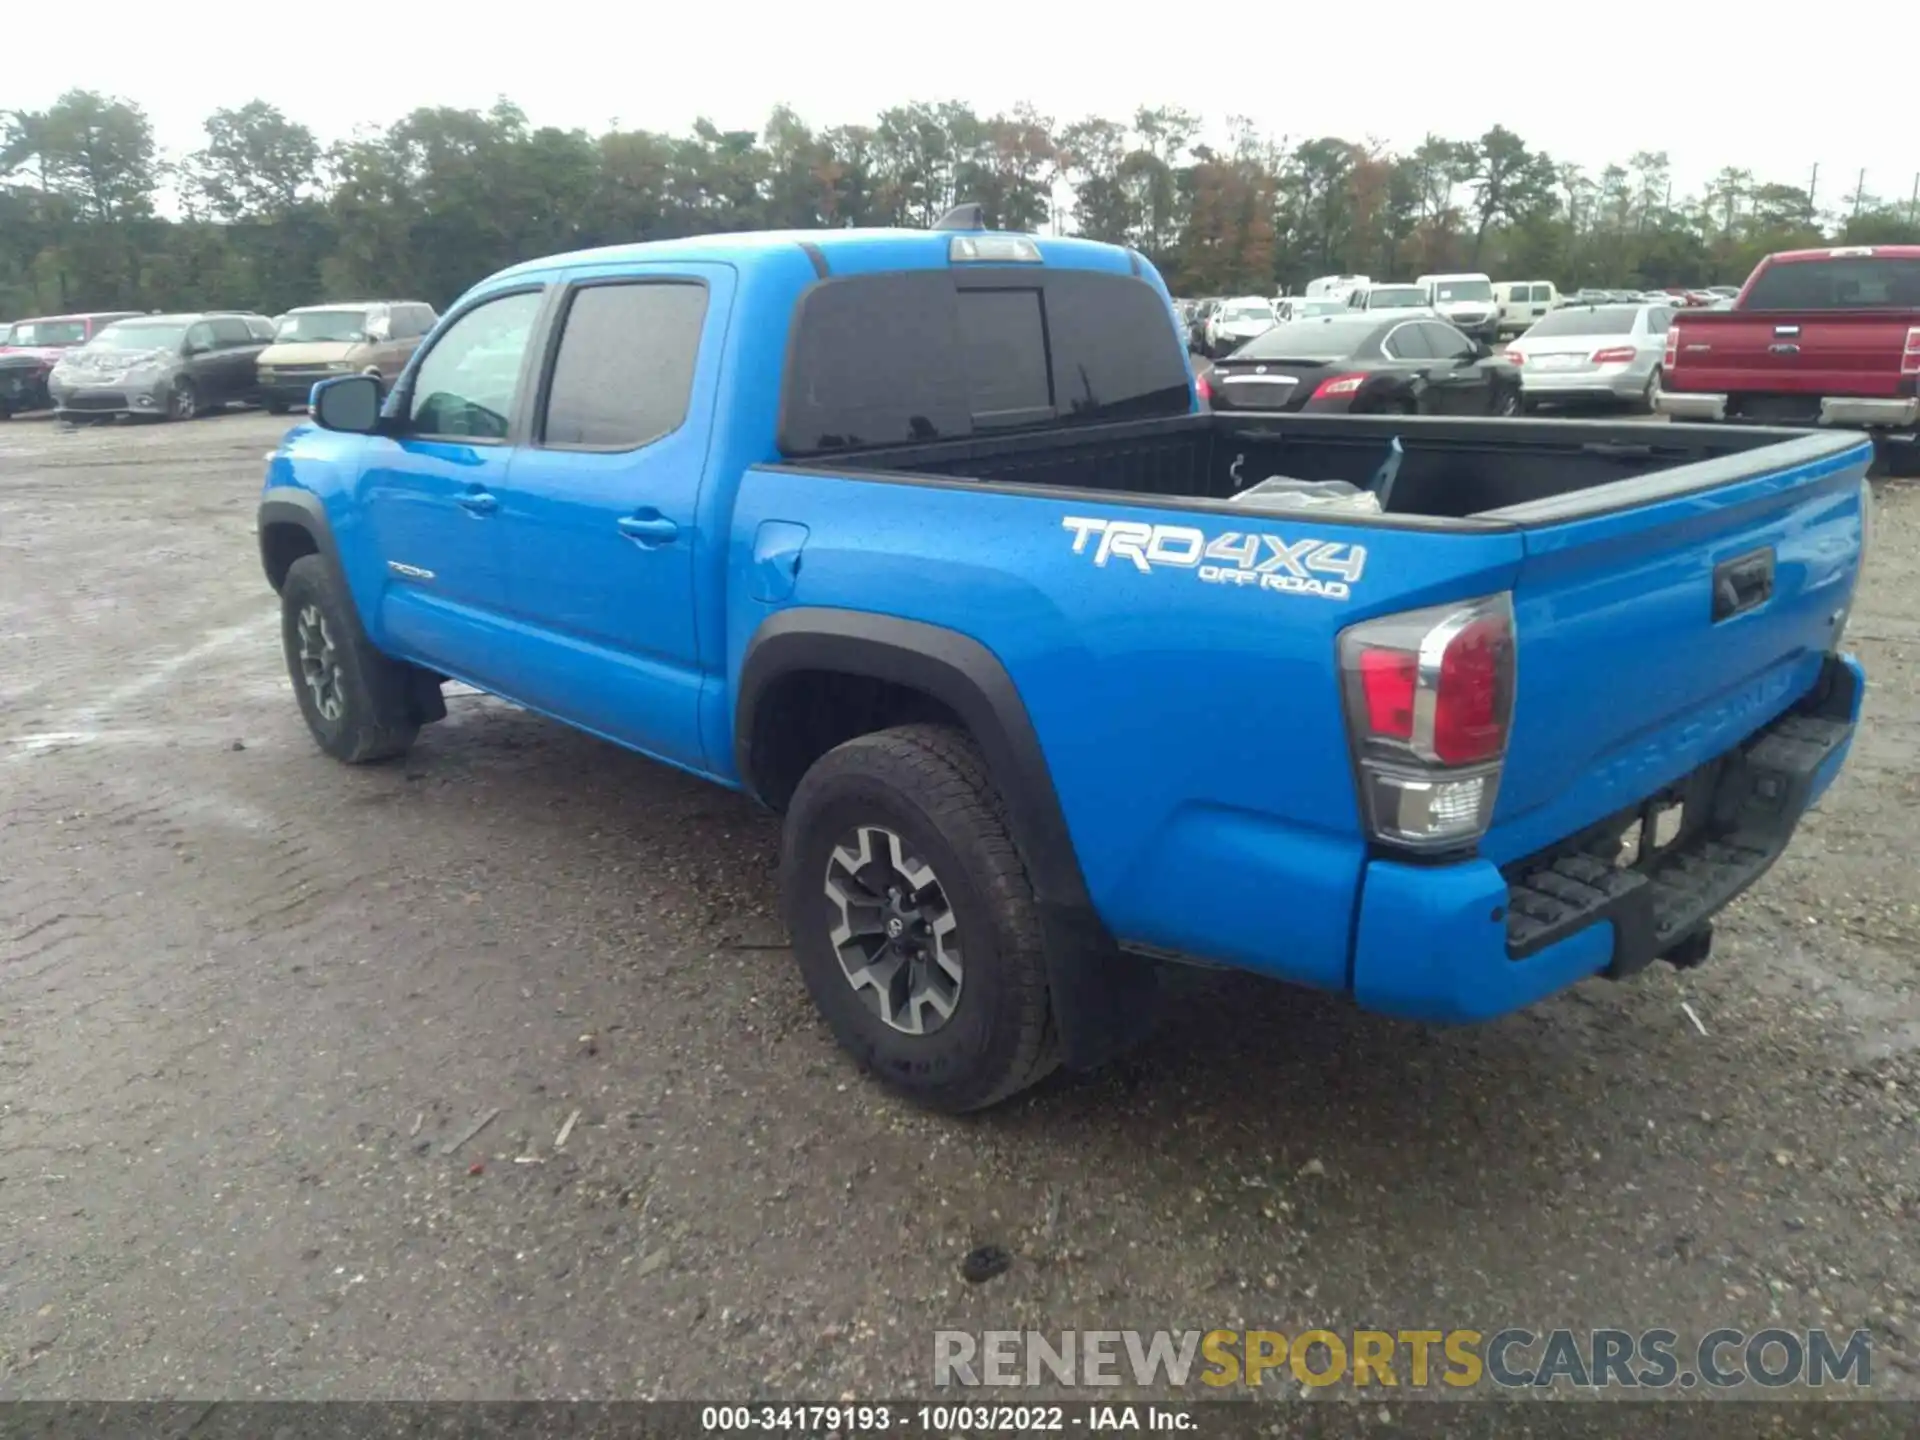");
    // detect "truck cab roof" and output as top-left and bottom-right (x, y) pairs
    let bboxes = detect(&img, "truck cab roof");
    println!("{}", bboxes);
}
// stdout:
(486, 227), (1145, 287)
